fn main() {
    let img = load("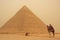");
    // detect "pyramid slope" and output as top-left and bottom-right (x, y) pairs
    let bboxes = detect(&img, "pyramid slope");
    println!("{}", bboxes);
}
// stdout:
(0, 6), (48, 34)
